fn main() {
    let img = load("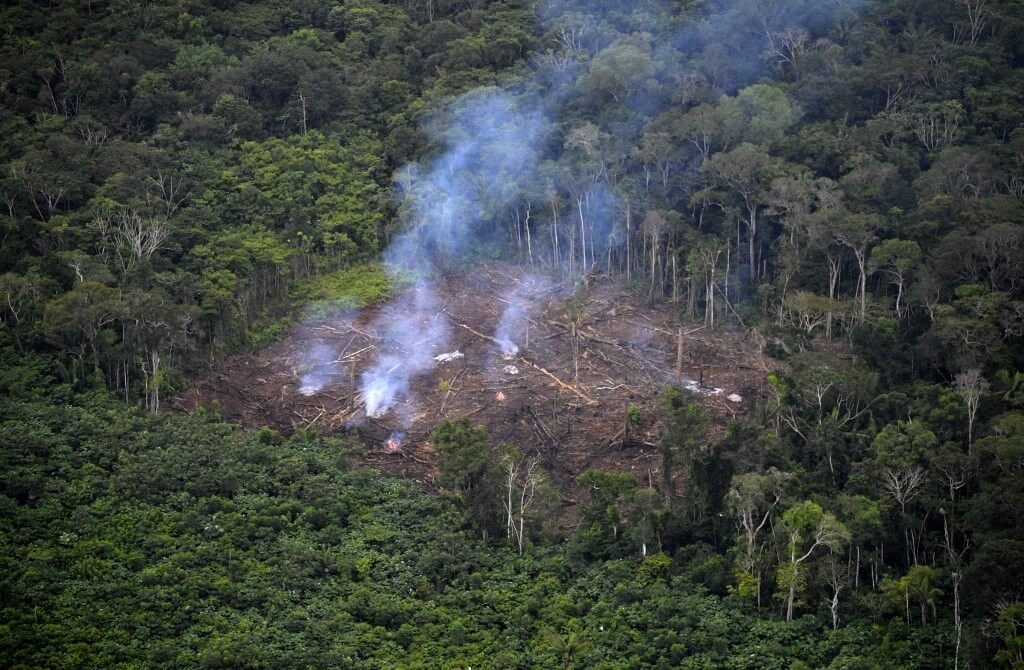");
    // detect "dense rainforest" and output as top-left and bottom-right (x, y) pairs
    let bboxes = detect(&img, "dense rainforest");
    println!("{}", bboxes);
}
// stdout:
(2, 0), (1024, 667)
